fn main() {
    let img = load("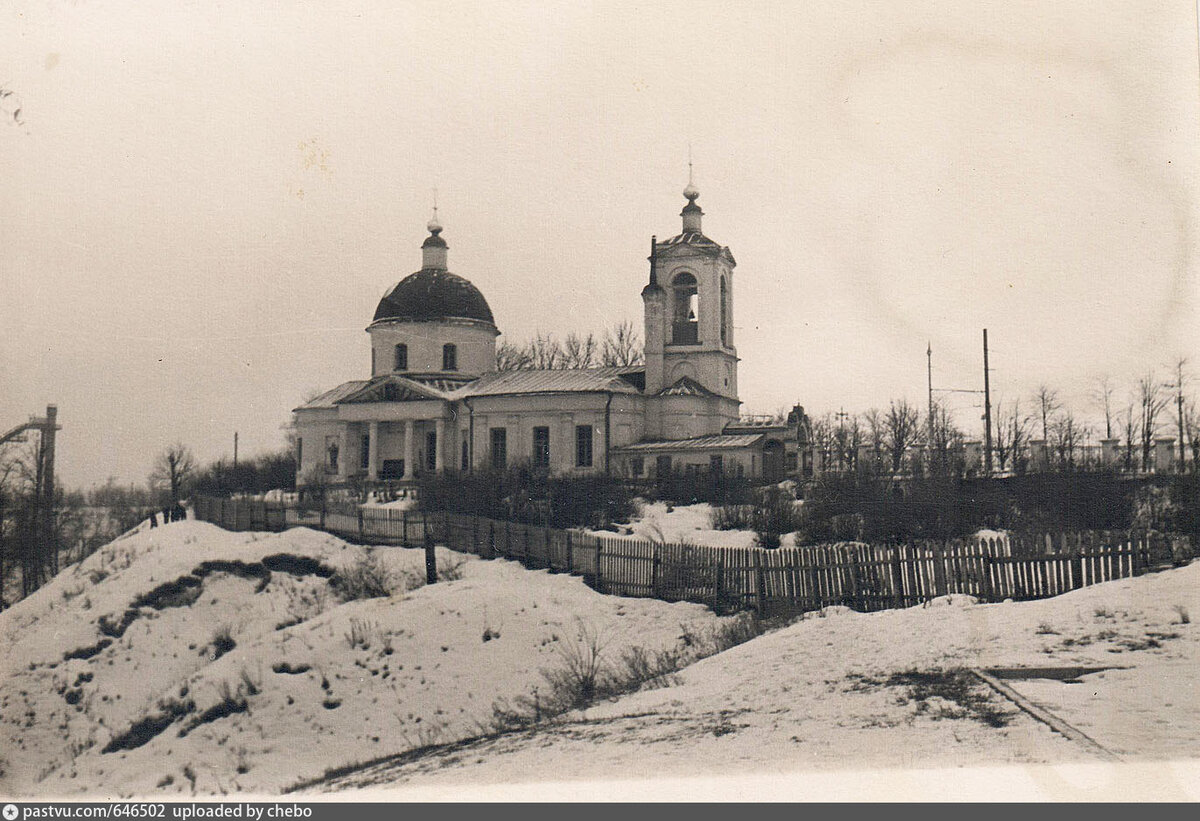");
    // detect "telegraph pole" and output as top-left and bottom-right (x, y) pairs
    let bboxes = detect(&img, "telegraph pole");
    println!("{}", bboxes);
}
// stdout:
(983, 330), (993, 474)
(927, 342), (934, 446)
(233, 432), (239, 469)
(1177, 360), (1187, 469)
